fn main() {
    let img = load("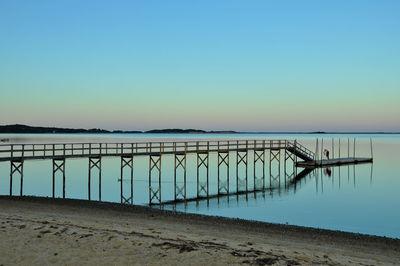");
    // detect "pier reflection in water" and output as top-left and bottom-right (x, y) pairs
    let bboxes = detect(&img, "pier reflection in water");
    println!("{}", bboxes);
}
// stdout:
(163, 163), (373, 211)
